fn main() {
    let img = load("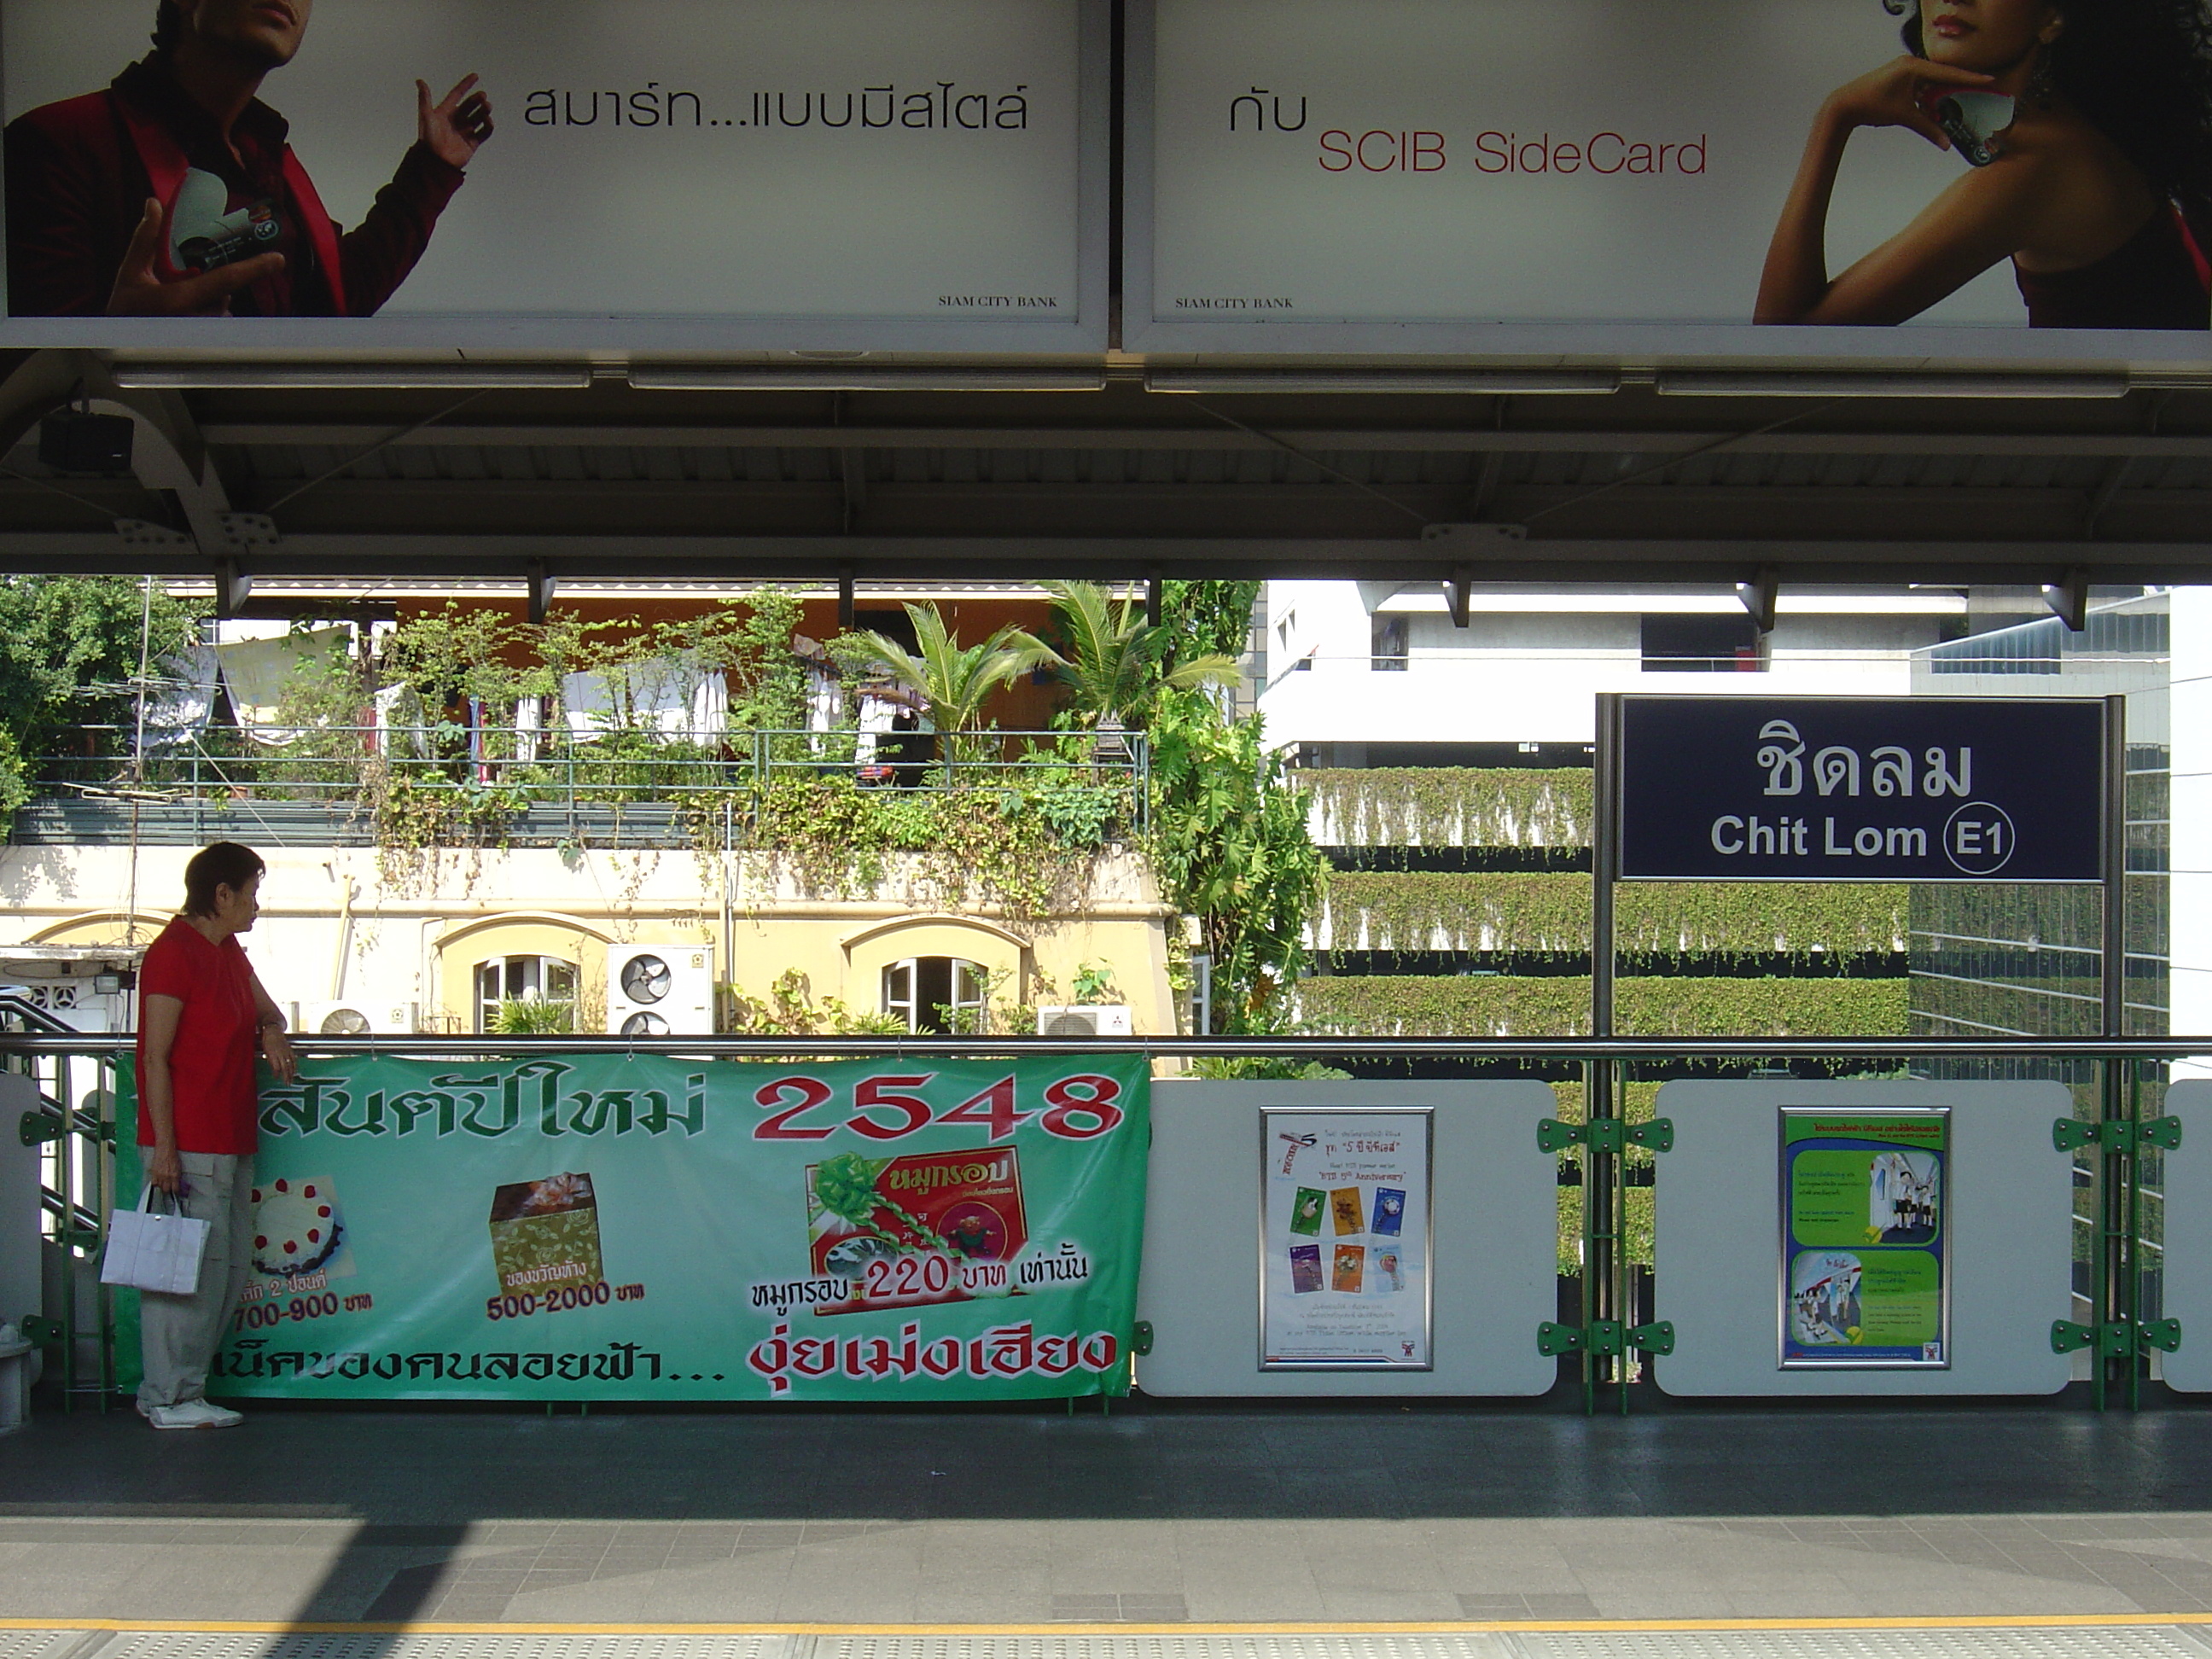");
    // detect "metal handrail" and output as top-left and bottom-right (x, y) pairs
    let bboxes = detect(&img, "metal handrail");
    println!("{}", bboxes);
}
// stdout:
(26, 726), (1150, 834)
(0, 1033), (2206, 1060)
